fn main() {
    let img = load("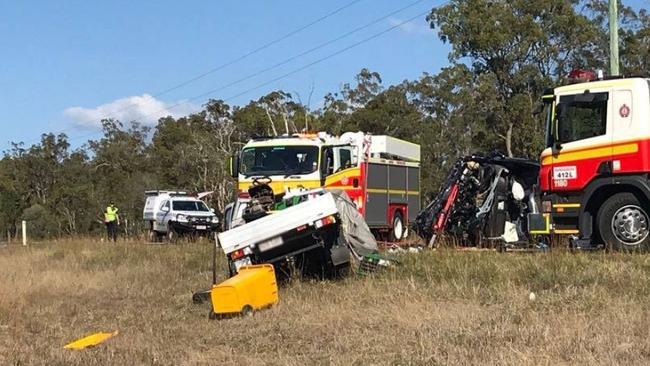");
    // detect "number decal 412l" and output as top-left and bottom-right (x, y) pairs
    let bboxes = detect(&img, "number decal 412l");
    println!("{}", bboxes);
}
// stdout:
(553, 166), (577, 180)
